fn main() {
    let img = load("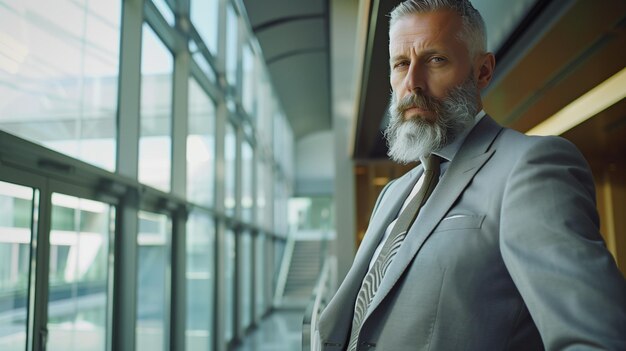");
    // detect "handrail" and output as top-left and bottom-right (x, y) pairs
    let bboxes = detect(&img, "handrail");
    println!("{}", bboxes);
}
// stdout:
(273, 233), (296, 306)
(302, 249), (336, 351)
